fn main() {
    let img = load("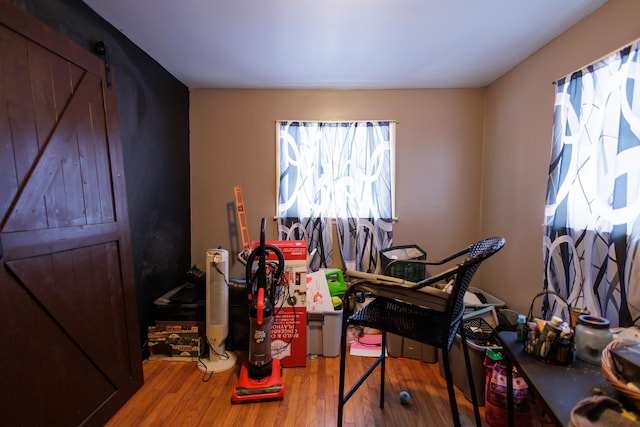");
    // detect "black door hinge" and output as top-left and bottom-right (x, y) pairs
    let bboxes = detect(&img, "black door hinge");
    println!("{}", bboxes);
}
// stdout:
(94, 40), (112, 89)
